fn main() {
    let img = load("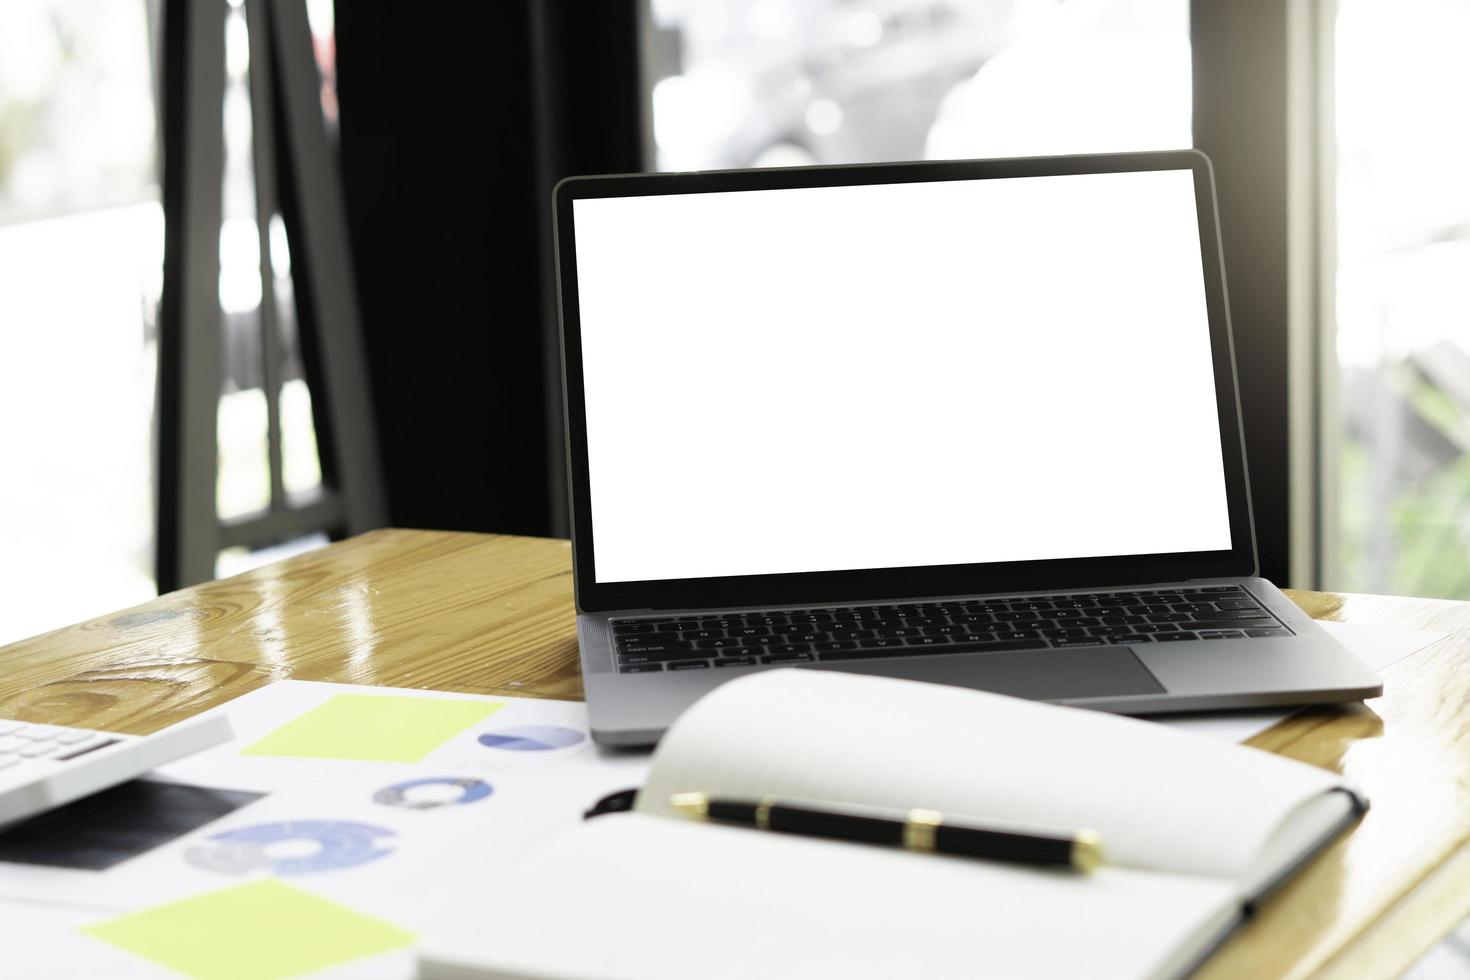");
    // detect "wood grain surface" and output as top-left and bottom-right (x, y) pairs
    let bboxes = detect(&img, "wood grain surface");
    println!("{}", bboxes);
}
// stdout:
(1, 529), (1467, 978)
